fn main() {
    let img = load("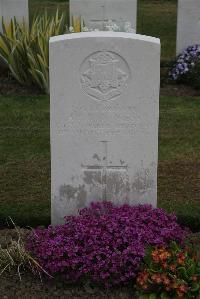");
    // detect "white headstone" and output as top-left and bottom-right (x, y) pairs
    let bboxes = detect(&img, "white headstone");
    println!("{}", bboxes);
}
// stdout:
(70, 0), (137, 31)
(177, 0), (200, 55)
(0, 0), (29, 31)
(50, 32), (160, 225)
